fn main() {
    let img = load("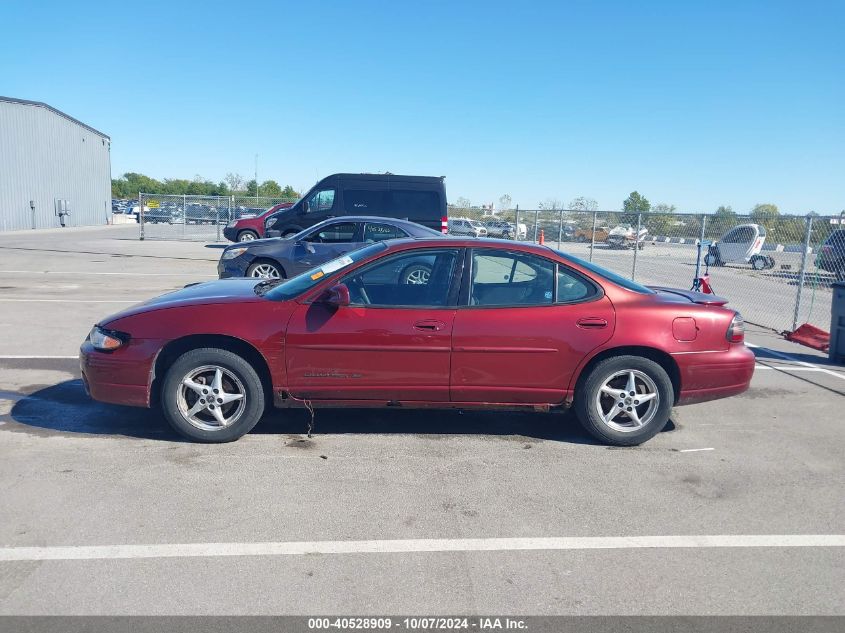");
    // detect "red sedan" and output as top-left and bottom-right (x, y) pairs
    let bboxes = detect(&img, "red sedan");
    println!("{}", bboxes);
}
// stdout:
(80, 239), (755, 445)
(223, 203), (294, 242)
